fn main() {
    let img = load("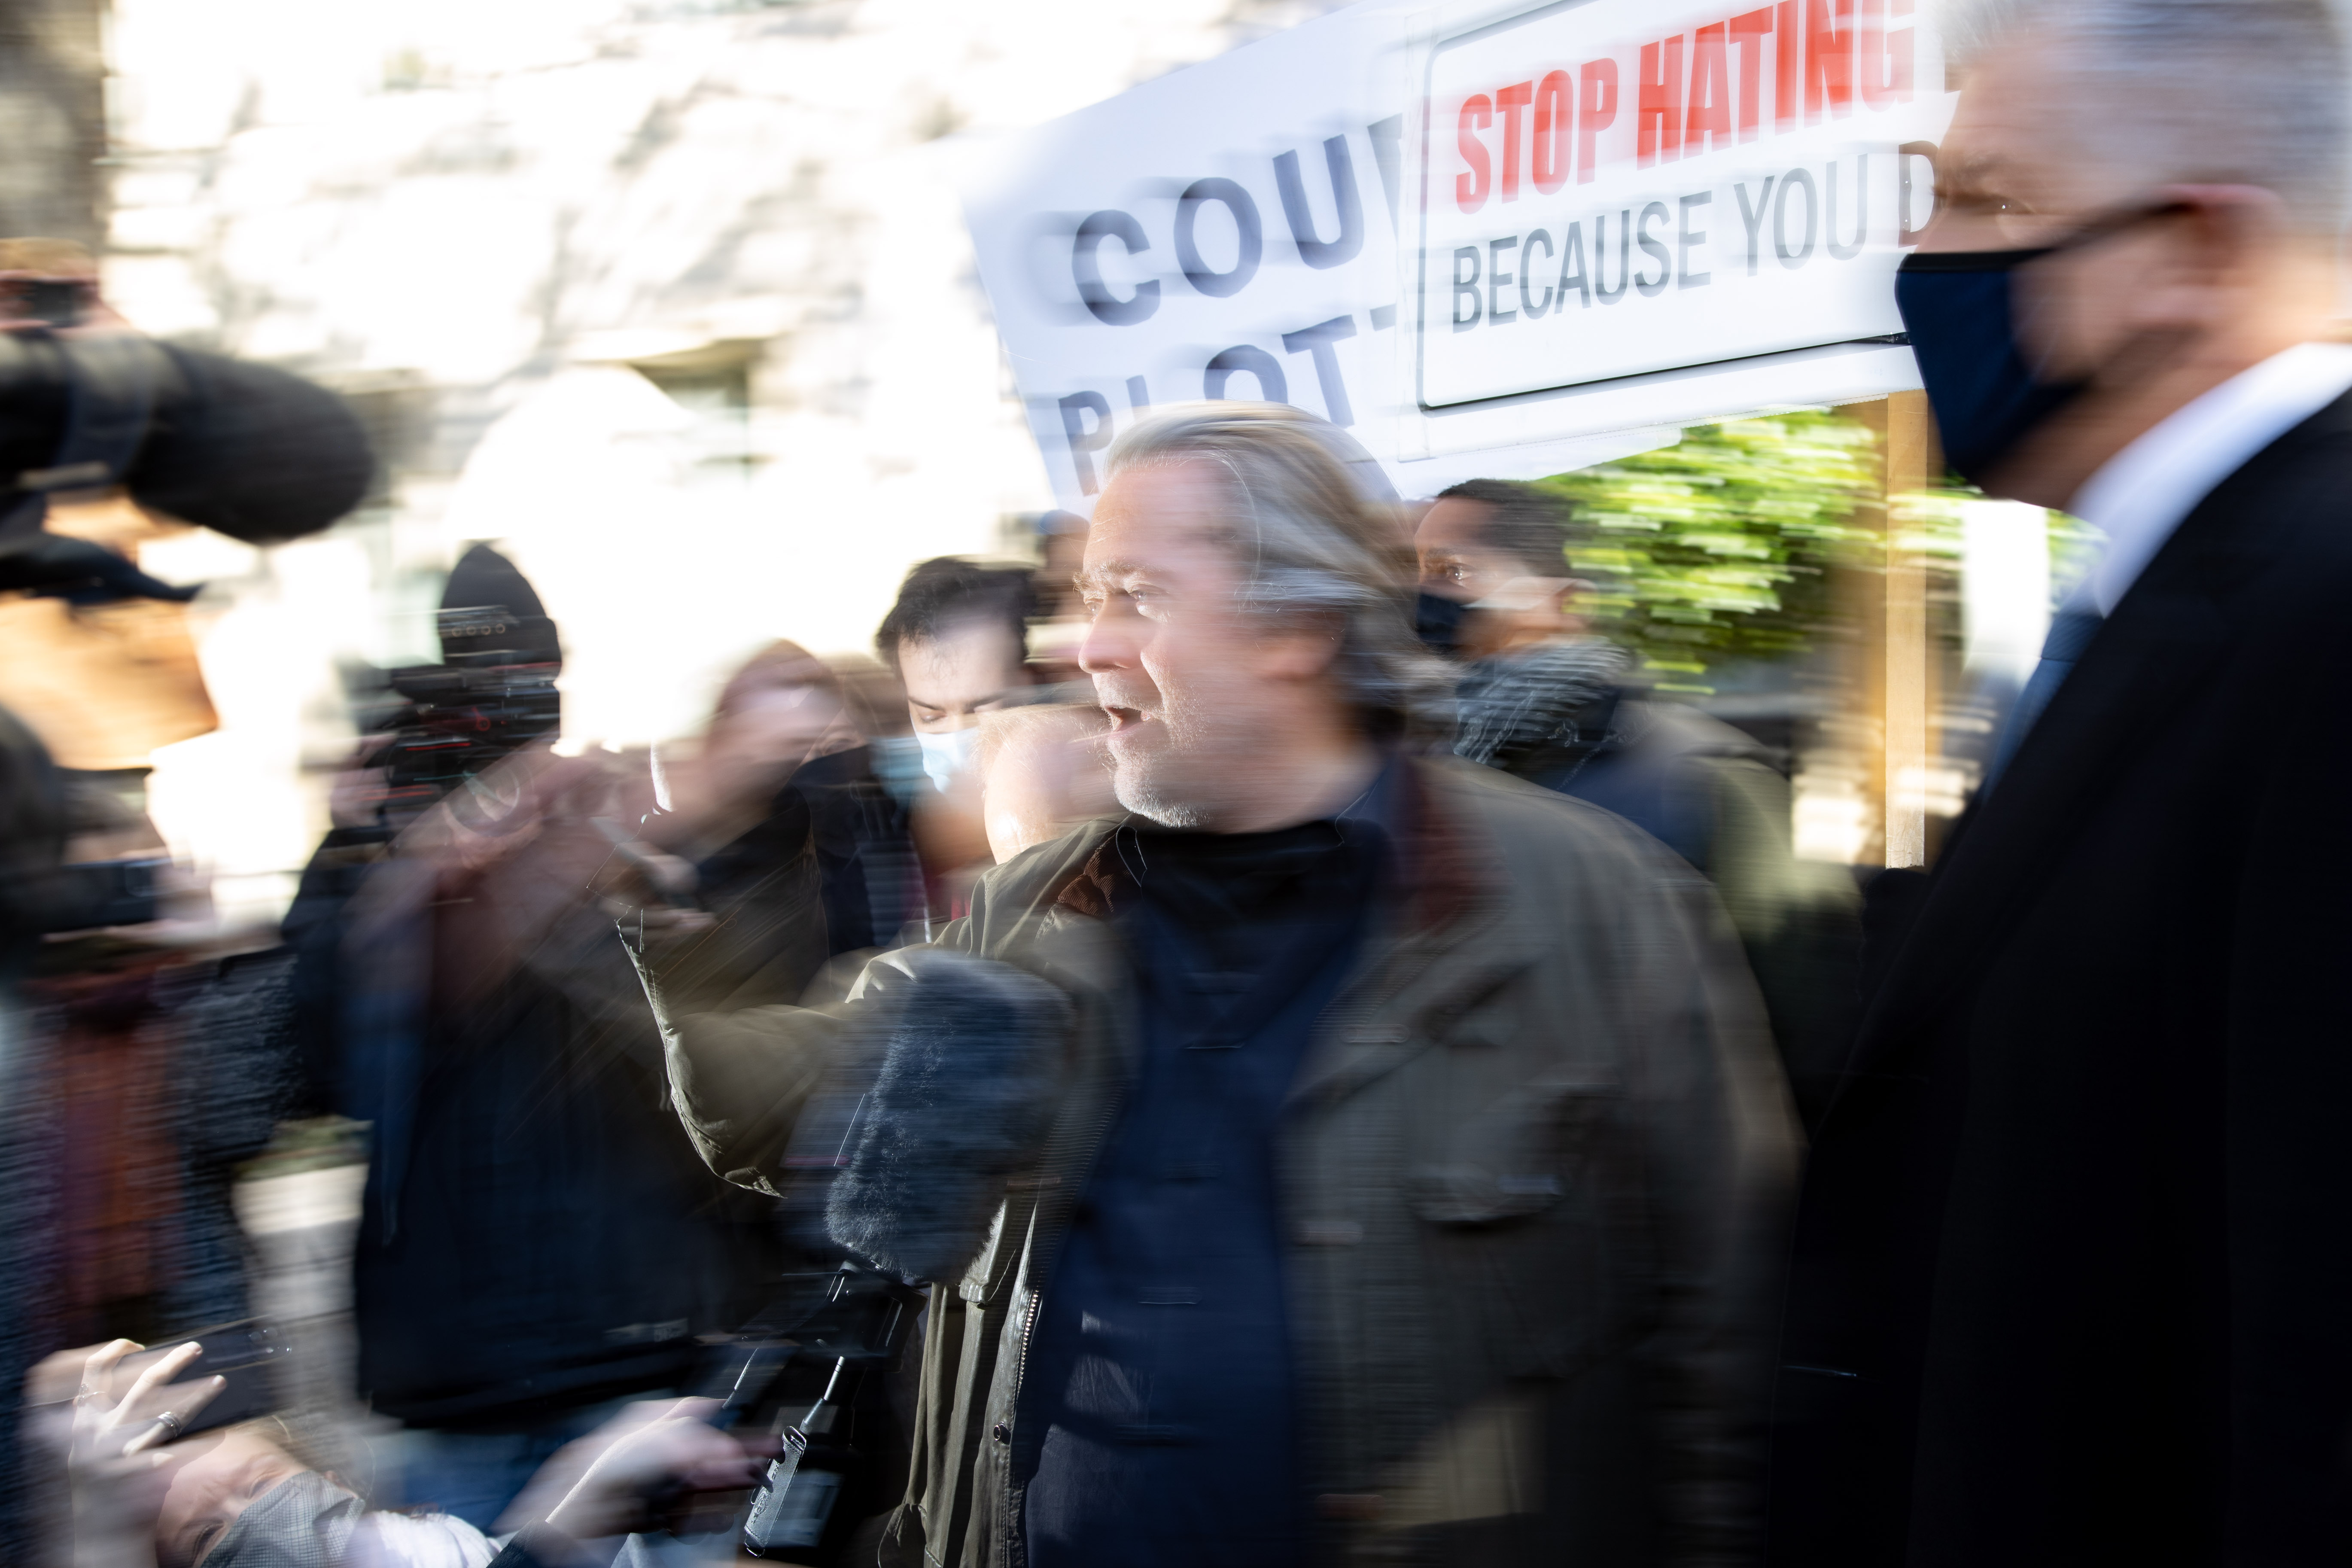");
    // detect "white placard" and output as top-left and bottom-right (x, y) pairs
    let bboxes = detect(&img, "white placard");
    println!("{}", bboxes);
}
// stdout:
(954, 0), (1950, 511)
(1414, 0), (1946, 408)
